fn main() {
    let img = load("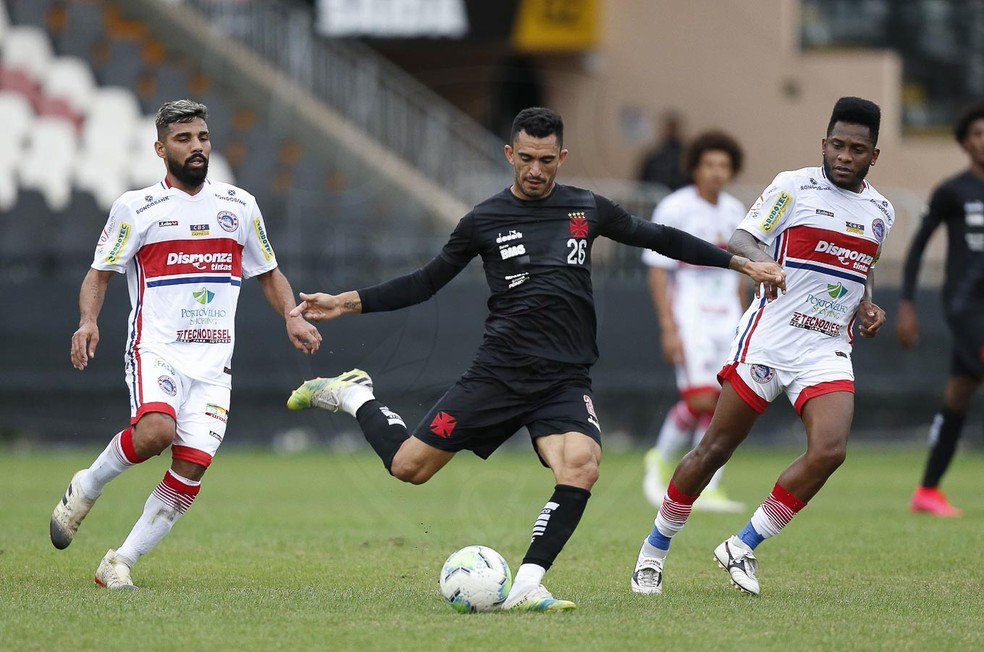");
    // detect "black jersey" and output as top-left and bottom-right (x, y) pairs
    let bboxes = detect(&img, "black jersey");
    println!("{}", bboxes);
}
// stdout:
(901, 171), (984, 314)
(359, 183), (734, 367)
